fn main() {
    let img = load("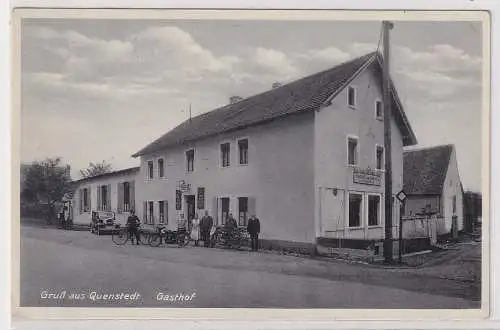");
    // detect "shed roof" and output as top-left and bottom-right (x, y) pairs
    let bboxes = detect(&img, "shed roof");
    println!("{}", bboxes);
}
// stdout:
(403, 145), (454, 195)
